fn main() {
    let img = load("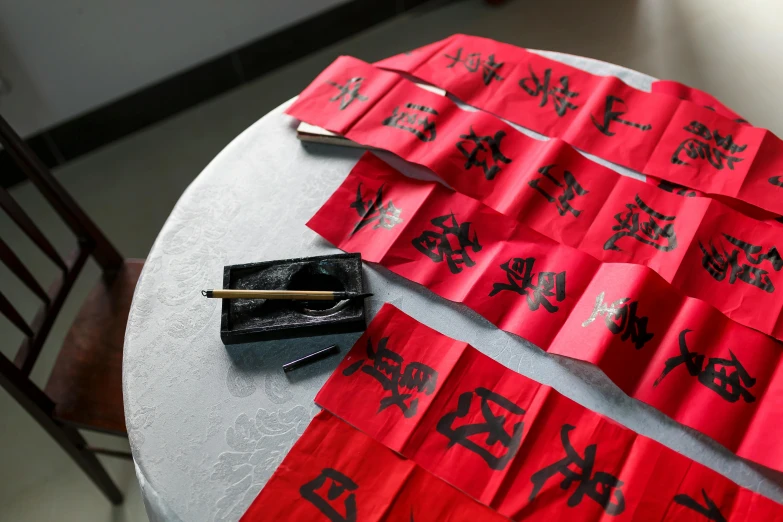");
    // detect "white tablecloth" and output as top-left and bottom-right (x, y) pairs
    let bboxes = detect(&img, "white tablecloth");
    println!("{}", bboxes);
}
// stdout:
(122, 51), (783, 522)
